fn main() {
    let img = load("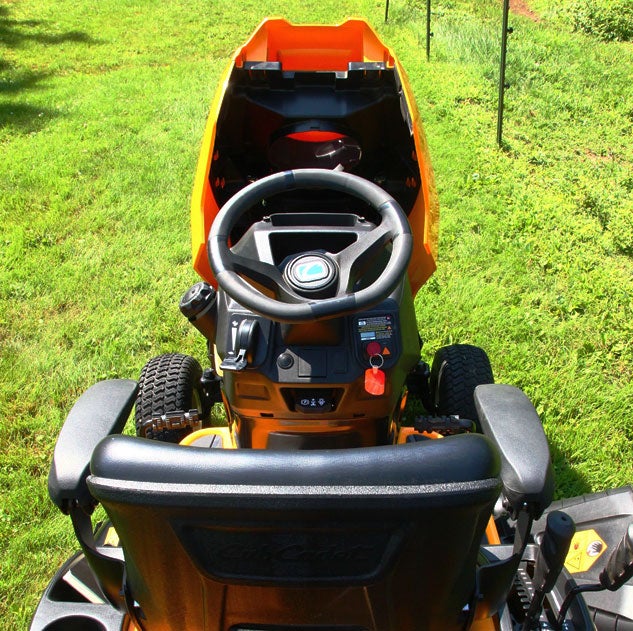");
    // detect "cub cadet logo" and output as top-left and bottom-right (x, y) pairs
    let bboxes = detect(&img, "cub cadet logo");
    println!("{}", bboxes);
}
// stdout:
(295, 261), (328, 283)
(218, 542), (375, 563)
